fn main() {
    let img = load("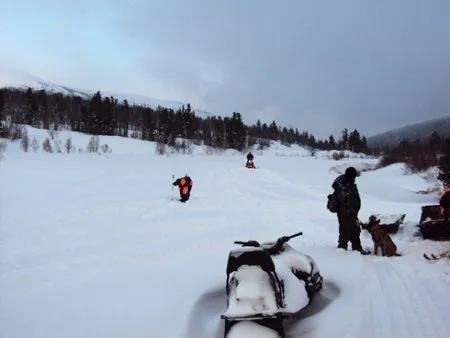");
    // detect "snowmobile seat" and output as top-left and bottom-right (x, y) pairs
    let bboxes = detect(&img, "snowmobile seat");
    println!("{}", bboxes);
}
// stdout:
(225, 247), (285, 310)
(226, 247), (276, 275)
